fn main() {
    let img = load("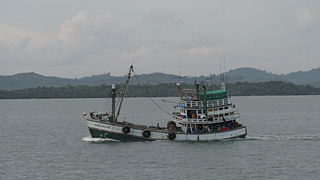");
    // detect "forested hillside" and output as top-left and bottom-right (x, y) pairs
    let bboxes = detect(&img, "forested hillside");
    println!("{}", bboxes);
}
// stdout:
(0, 81), (319, 99)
